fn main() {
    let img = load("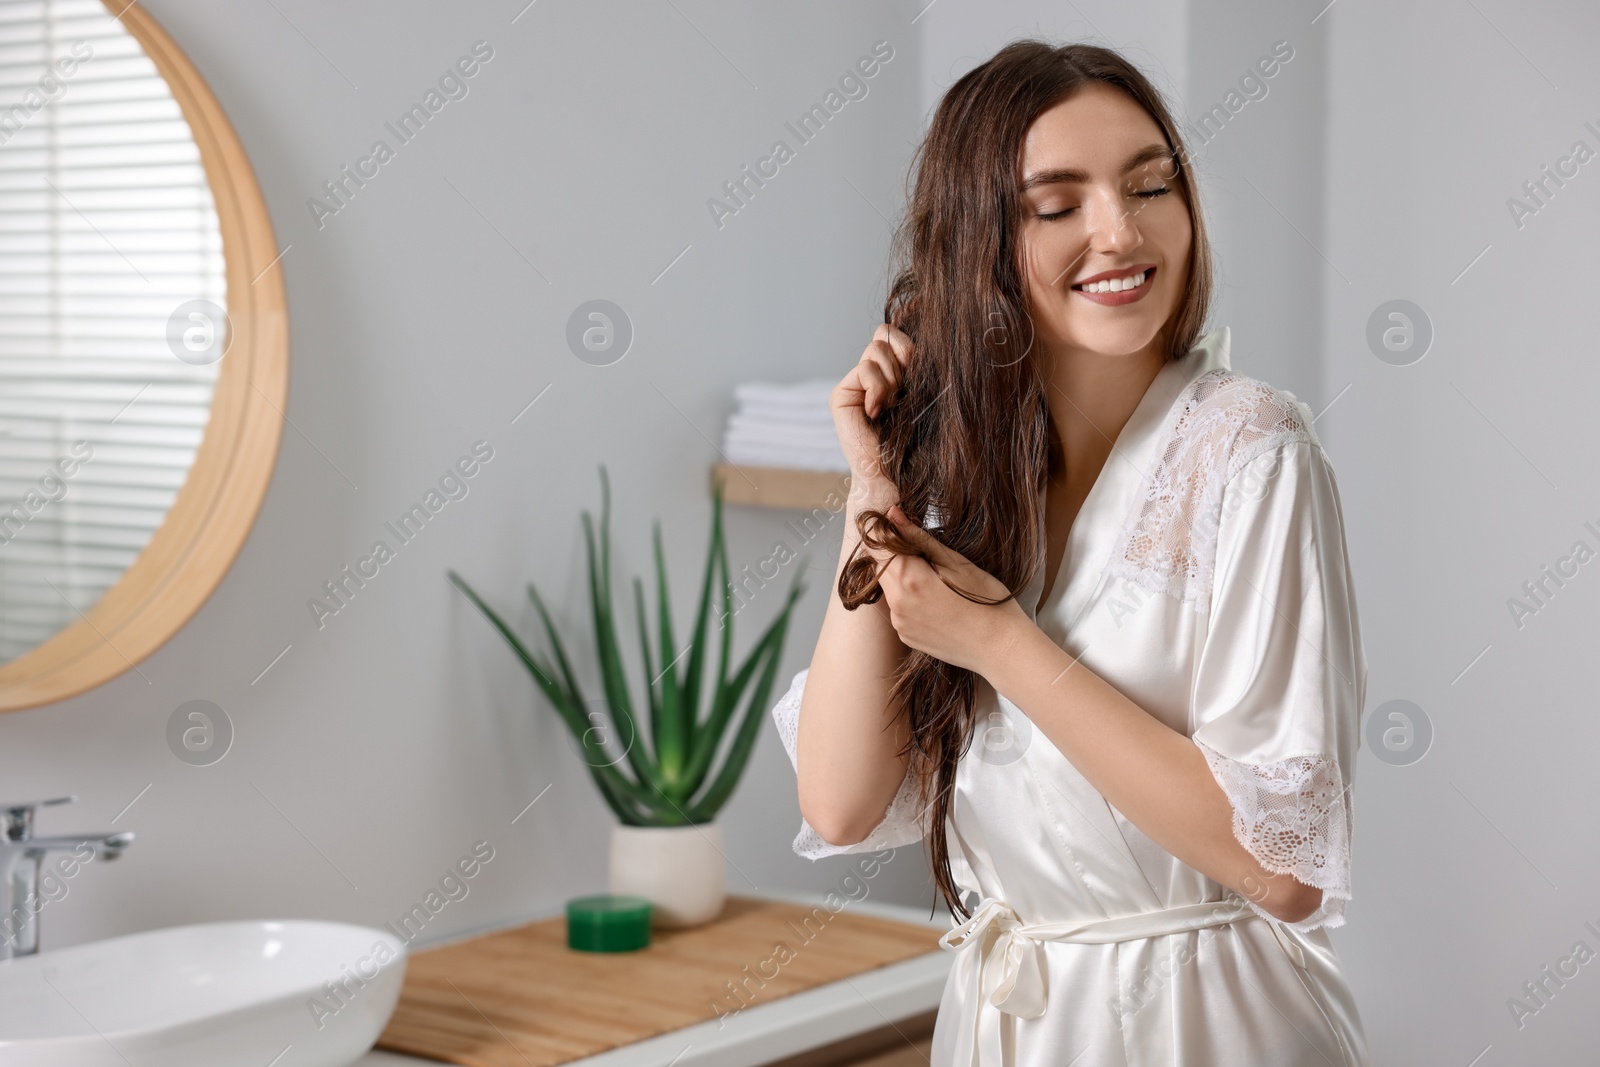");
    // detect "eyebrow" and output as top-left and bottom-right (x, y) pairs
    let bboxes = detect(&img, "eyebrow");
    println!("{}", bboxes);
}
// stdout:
(1021, 144), (1174, 190)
